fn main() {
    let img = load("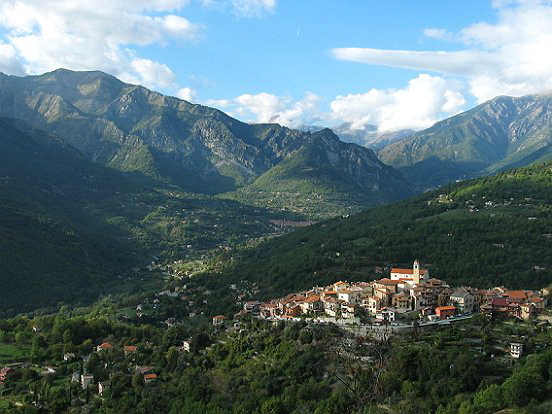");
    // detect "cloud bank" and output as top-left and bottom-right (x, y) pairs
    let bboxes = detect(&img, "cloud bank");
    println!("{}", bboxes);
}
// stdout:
(208, 75), (466, 132)
(332, 0), (552, 103)
(0, 0), (200, 90)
